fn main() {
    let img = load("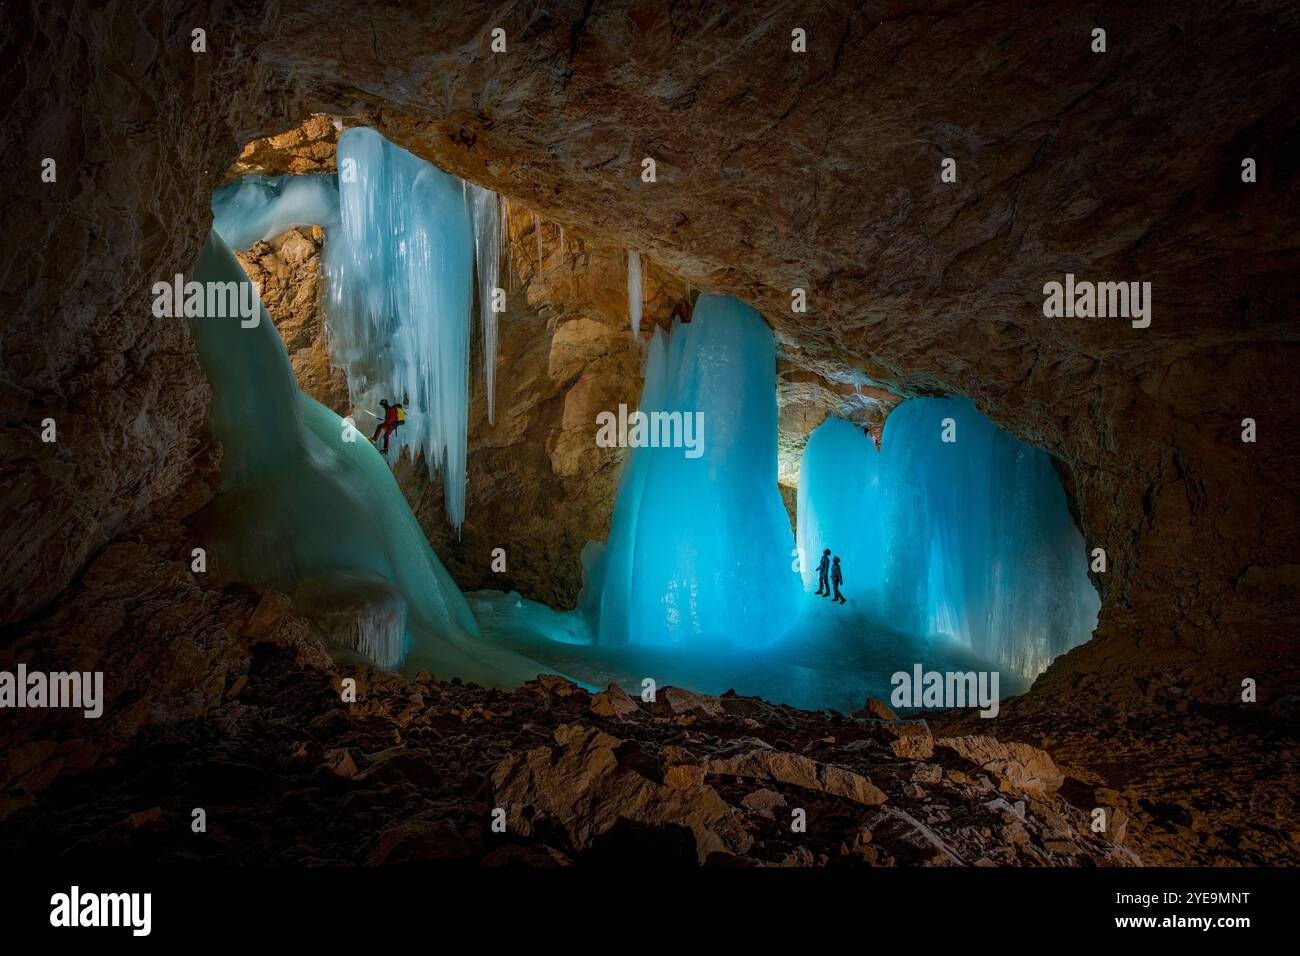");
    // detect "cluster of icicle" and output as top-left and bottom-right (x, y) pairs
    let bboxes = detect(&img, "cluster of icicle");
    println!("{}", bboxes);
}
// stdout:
(211, 128), (510, 531)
